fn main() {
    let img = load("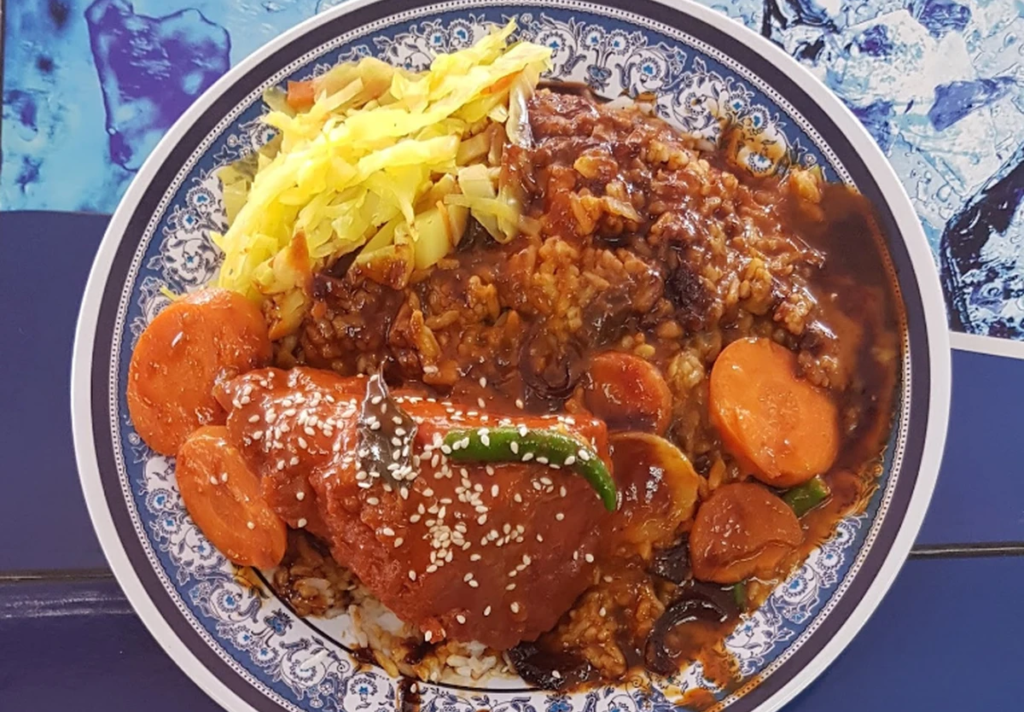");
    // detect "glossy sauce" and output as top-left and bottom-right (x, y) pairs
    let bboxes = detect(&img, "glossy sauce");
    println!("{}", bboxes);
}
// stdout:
(505, 173), (901, 690)
(294, 87), (902, 690)
(117, 74), (909, 696)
